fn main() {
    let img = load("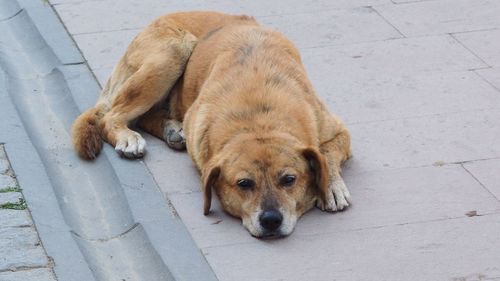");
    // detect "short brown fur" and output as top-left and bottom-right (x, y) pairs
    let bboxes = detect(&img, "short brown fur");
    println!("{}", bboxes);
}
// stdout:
(72, 11), (352, 237)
